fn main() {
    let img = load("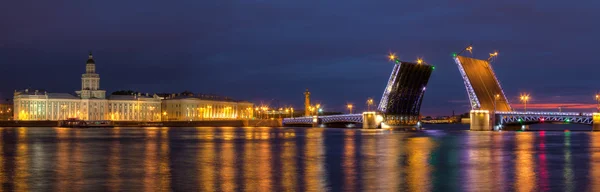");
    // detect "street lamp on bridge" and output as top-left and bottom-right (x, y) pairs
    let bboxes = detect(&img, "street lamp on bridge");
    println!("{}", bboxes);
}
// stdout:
(347, 104), (354, 114)
(596, 94), (600, 112)
(366, 98), (374, 112)
(520, 94), (530, 112)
